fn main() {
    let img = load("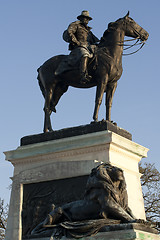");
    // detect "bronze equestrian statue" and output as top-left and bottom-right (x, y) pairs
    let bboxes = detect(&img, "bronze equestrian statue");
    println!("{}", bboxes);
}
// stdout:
(37, 11), (149, 132)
